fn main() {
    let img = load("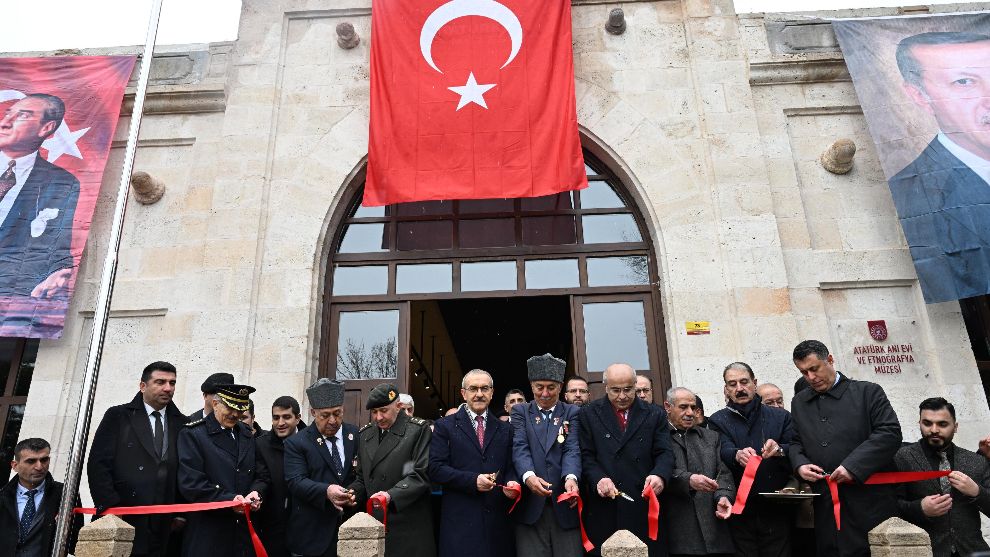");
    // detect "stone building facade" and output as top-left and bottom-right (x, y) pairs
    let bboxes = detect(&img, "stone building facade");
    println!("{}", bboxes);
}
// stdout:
(2, 0), (989, 499)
